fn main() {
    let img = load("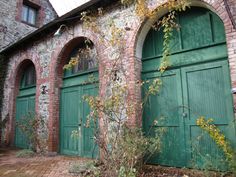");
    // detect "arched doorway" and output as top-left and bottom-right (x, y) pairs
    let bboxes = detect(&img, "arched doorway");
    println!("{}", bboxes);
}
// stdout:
(142, 7), (235, 169)
(15, 61), (36, 149)
(60, 38), (99, 158)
